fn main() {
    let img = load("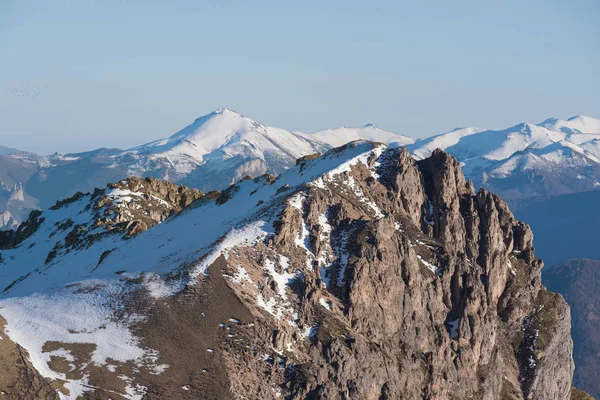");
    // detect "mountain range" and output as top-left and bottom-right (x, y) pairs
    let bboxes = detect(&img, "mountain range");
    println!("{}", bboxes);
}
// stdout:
(410, 115), (600, 205)
(1, 110), (599, 263)
(0, 141), (578, 399)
